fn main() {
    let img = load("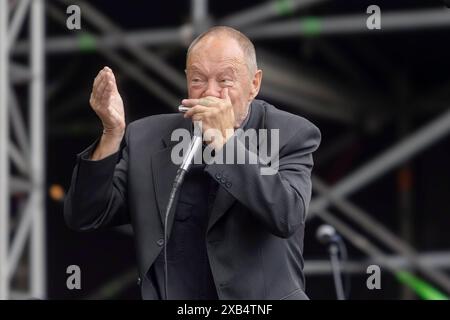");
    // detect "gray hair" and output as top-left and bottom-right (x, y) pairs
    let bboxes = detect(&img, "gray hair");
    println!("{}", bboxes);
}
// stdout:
(186, 26), (258, 75)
